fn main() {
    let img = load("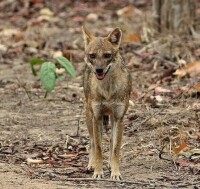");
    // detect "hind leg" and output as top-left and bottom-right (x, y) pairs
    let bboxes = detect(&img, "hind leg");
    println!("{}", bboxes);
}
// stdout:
(103, 115), (109, 132)
(109, 115), (114, 167)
